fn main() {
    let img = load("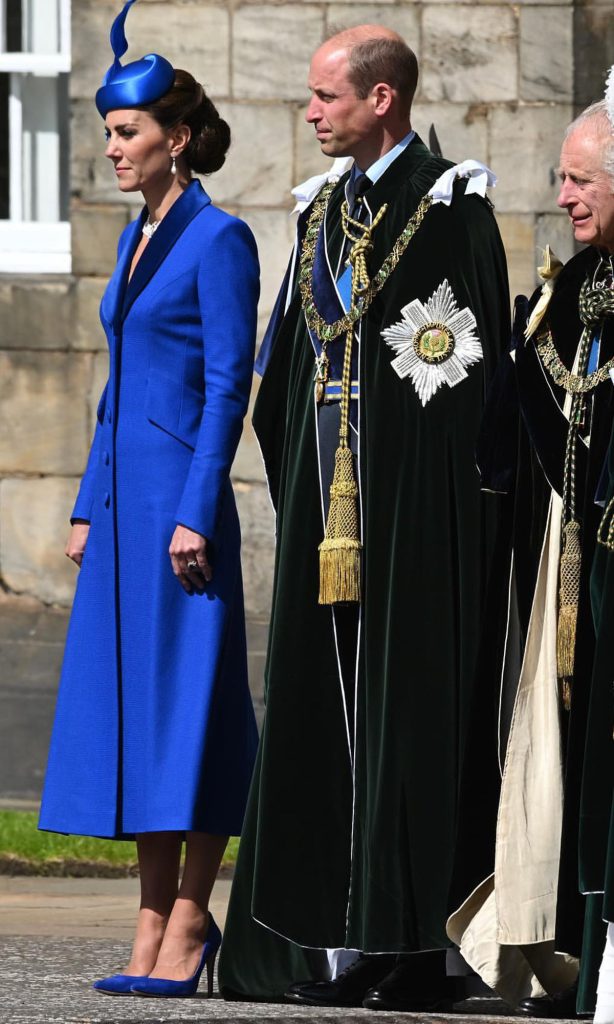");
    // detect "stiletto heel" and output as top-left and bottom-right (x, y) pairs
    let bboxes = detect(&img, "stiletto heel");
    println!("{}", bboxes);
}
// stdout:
(130, 914), (222, 998)
(206, 946), (217, 997)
